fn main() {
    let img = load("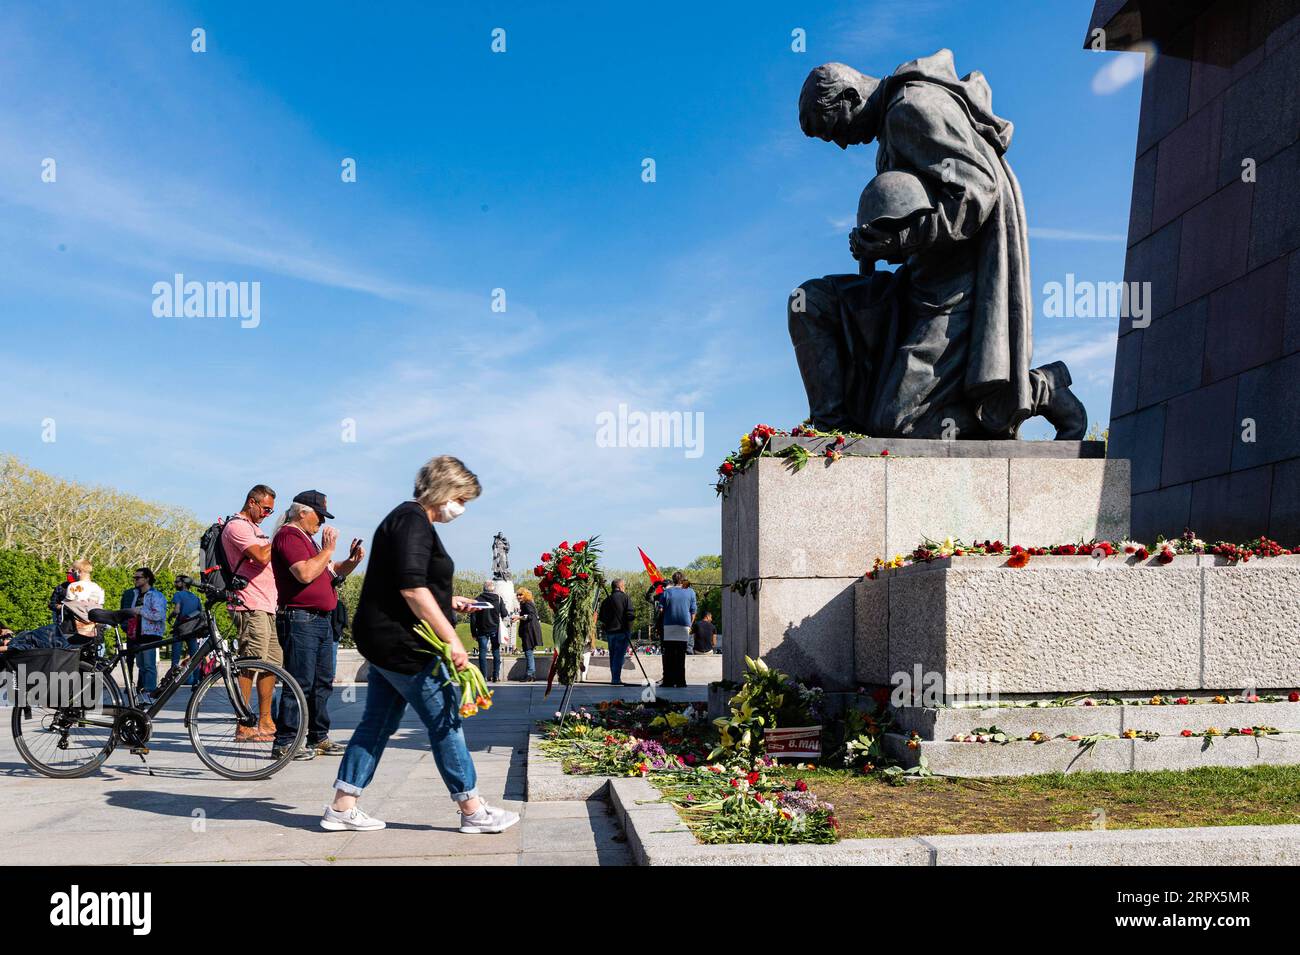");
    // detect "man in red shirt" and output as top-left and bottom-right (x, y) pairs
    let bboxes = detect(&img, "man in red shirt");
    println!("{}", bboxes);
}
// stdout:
(271, 491), (364, 760)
